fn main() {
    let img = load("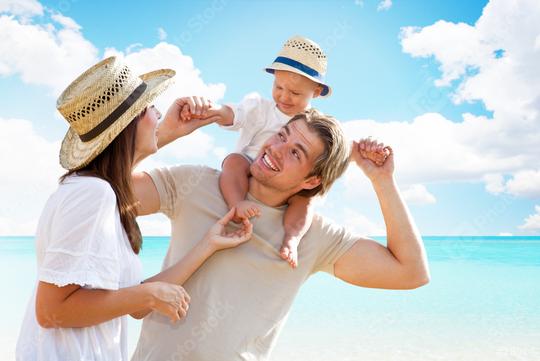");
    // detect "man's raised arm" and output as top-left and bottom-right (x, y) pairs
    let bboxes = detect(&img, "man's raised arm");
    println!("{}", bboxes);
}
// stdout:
(334, 139), (430, 290)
